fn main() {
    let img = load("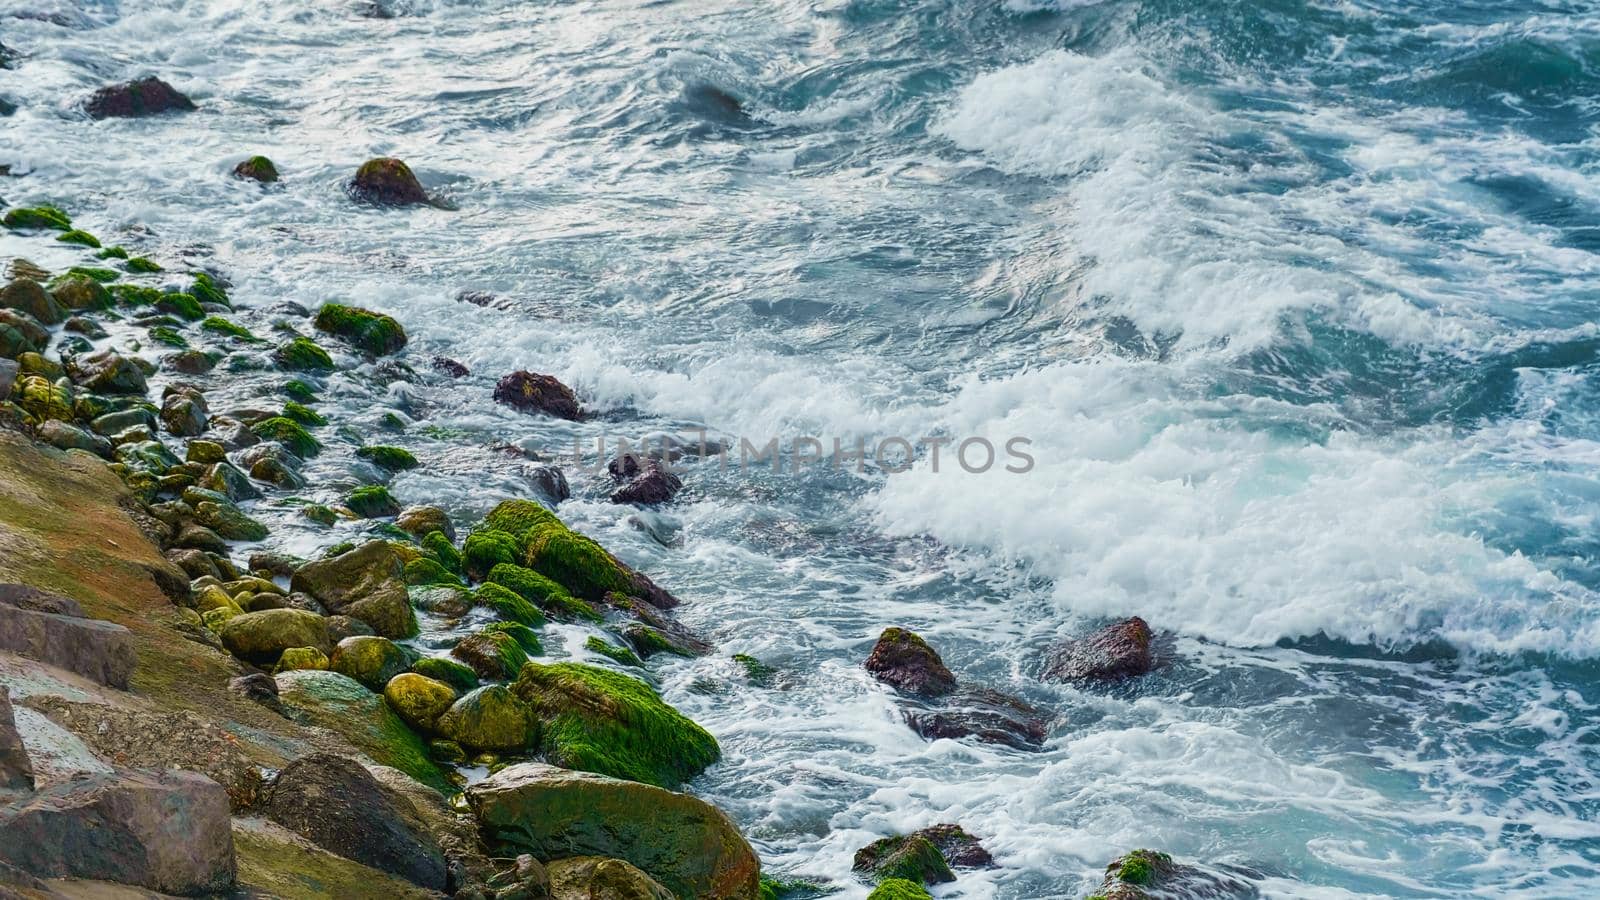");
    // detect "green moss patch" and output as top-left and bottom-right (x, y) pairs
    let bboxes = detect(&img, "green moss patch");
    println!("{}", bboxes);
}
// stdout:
(251, 416), (321, 457)
(4, 205), (71, 231)
(357, 445), (417, 471)
(273, 336), (334, 372)
(347, 485), (400, 518)
(56, 229), (100, 248)
(474, 582), (547, 629)
(586, 636), (642, 668)
(282, 400), (327, 426)
(314, 303), (407, 355)
(487, 562), (597, 622)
